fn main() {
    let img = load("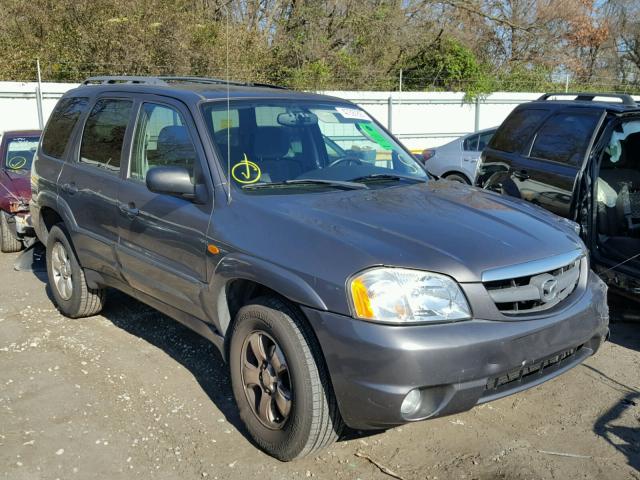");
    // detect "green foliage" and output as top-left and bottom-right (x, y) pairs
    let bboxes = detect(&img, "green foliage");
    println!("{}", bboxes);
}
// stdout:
(402, 37), (492, 100)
